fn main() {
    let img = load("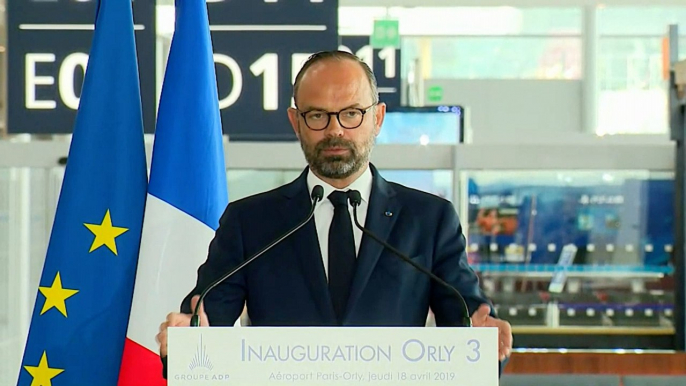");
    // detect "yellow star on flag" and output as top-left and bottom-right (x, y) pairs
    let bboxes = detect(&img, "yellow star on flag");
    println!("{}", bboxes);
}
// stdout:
(23, 351), (64, 386)
(38, 272), (78, 317)
(84, 209), (128, 255)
